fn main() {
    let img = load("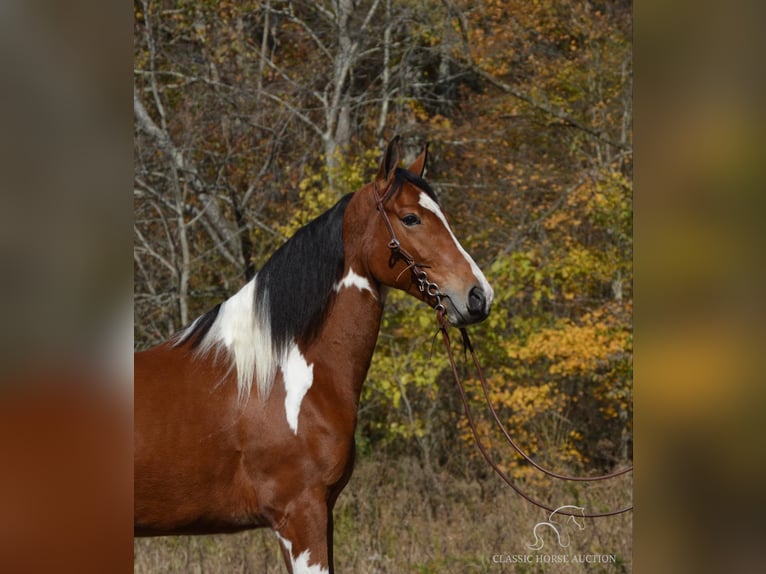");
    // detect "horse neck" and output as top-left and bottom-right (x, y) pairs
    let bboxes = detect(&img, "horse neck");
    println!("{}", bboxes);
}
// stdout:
(313, 275), (384, 402)
(303, 190), (385, 407)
